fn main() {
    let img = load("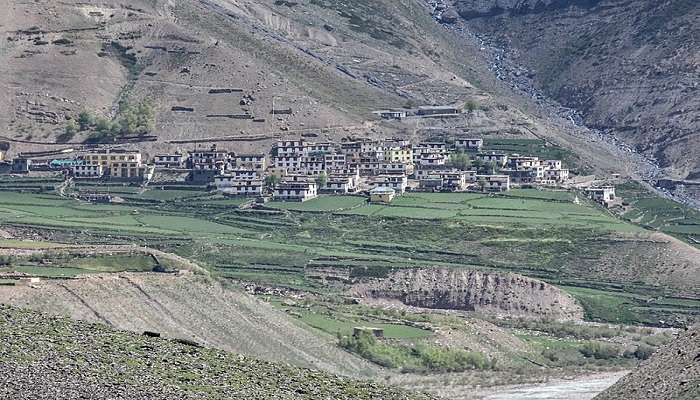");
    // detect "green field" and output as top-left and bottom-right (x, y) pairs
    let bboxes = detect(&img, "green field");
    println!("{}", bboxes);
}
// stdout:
(268, 195), (368, 212)
(617, 181), (700, 247)
(0, 183), (698, 326)
(0, 254), (159, 278)
(338, 190), (639, 232)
